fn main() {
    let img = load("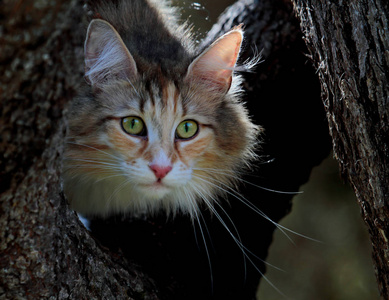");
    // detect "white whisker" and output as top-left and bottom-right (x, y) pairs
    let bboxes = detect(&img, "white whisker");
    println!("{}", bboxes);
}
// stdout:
(193, 167), (303, 195)
(192, 181), (282, 270)
(66, 141), (122, 161)
(190, 181), (287, 297)
(95, 174), (126, 183)
(64, 158), (122, 168)
(183, 186), (214, 289)
(189, 182), (248, 276)
(105, 177), (131, 211)
(193, 173), (320, 244)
